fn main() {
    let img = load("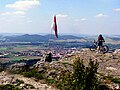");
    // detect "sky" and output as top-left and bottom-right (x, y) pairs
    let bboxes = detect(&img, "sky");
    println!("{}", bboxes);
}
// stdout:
(0, 0), (120, 35)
